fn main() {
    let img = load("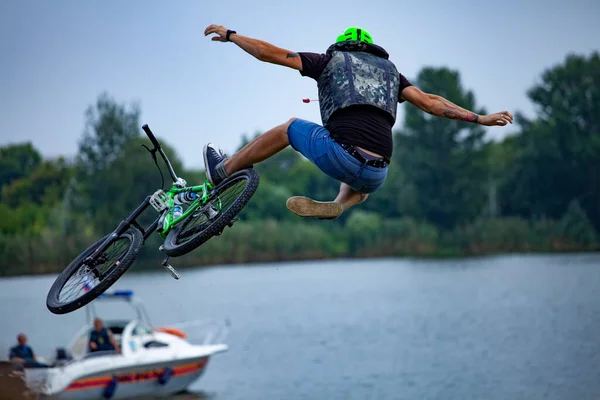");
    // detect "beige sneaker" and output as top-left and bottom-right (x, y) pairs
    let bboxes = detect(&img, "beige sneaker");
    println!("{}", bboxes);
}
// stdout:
(285, 196), (344, 220)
